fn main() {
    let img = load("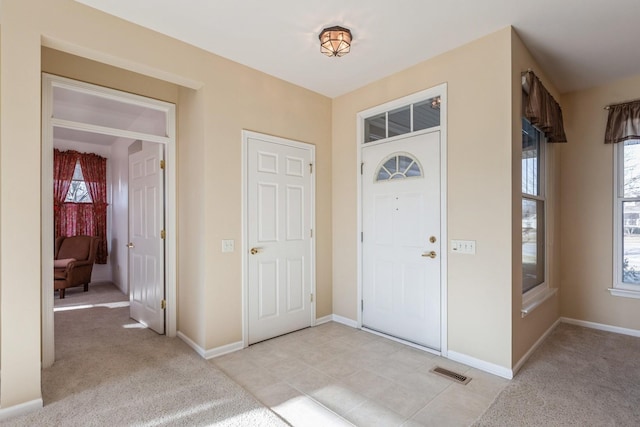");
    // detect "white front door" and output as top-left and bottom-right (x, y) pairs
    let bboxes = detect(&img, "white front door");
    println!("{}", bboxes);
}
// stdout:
(362, 131), (441, 349)
(246, 134), (314, 344)
(129, 141), (165, 334)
